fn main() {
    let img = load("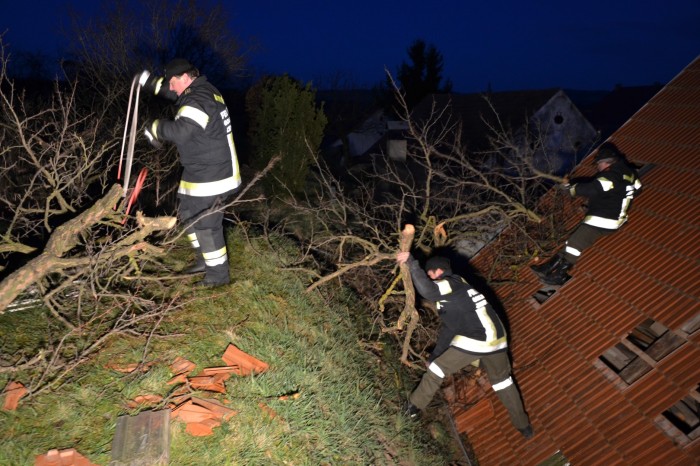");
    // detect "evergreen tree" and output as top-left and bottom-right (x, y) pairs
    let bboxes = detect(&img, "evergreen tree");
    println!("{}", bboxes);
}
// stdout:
(246, 75), (327, 197)
(396, 39), (452, 109)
